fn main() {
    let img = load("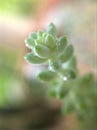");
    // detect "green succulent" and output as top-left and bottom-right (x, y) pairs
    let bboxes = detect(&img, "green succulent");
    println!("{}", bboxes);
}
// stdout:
(24, 23), (97, 123)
